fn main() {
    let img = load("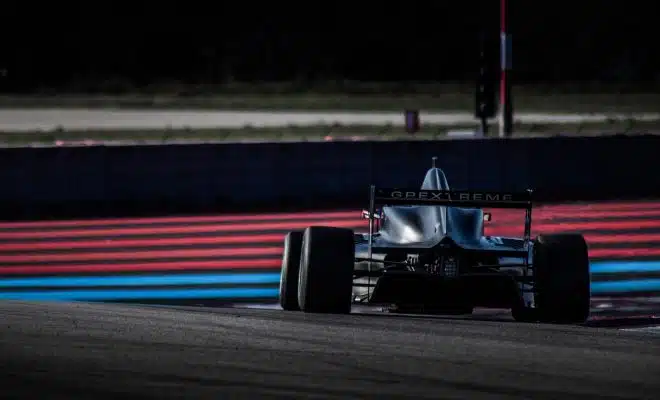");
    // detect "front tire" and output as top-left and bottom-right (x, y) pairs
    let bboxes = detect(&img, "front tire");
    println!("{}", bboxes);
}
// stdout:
(298, 226), (355, 314)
